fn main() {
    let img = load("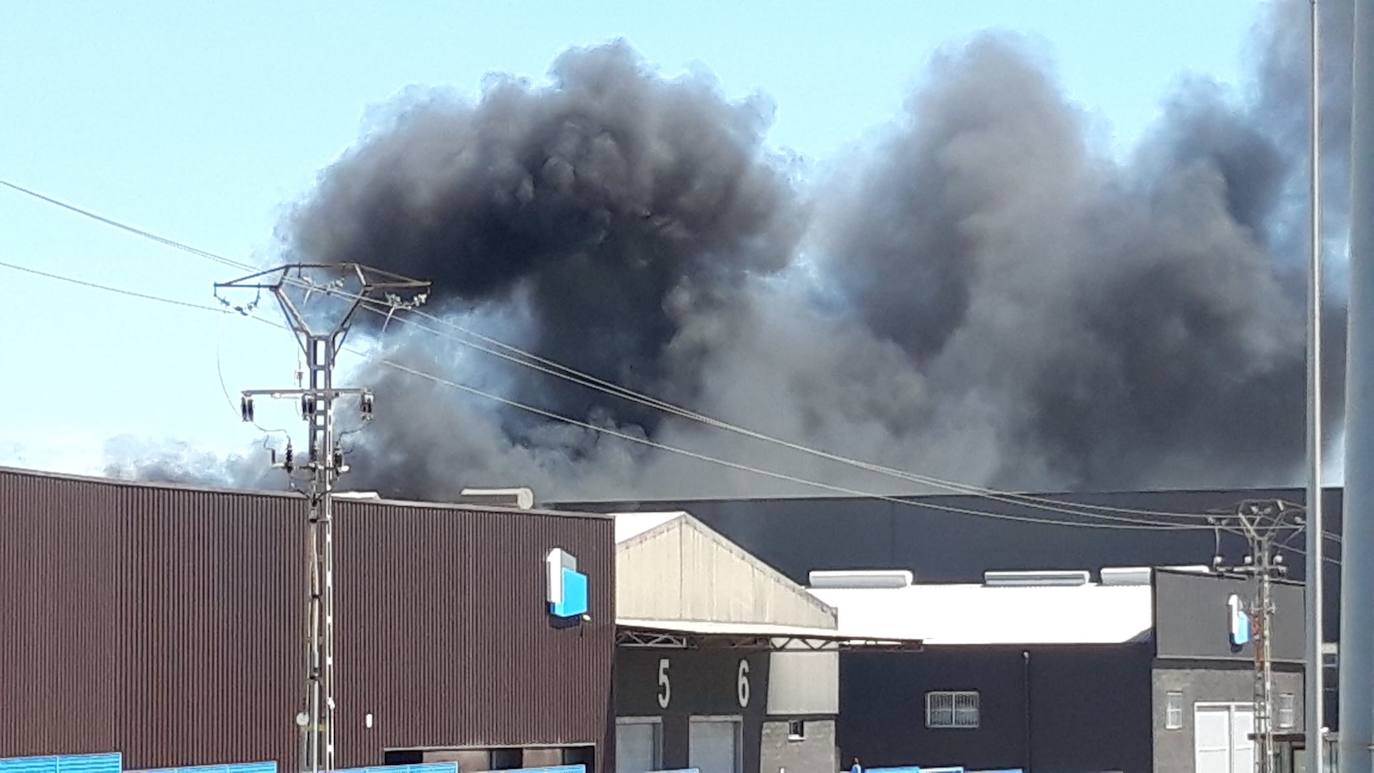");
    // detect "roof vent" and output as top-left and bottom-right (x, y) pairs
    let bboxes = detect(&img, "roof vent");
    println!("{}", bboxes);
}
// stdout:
(1160, 564), (1212, 574)
(983, 570), (1089, 587)
(1100, 567), (1153, 586)
(459, 487), (535, 510)
(809, 570), (913, 589)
